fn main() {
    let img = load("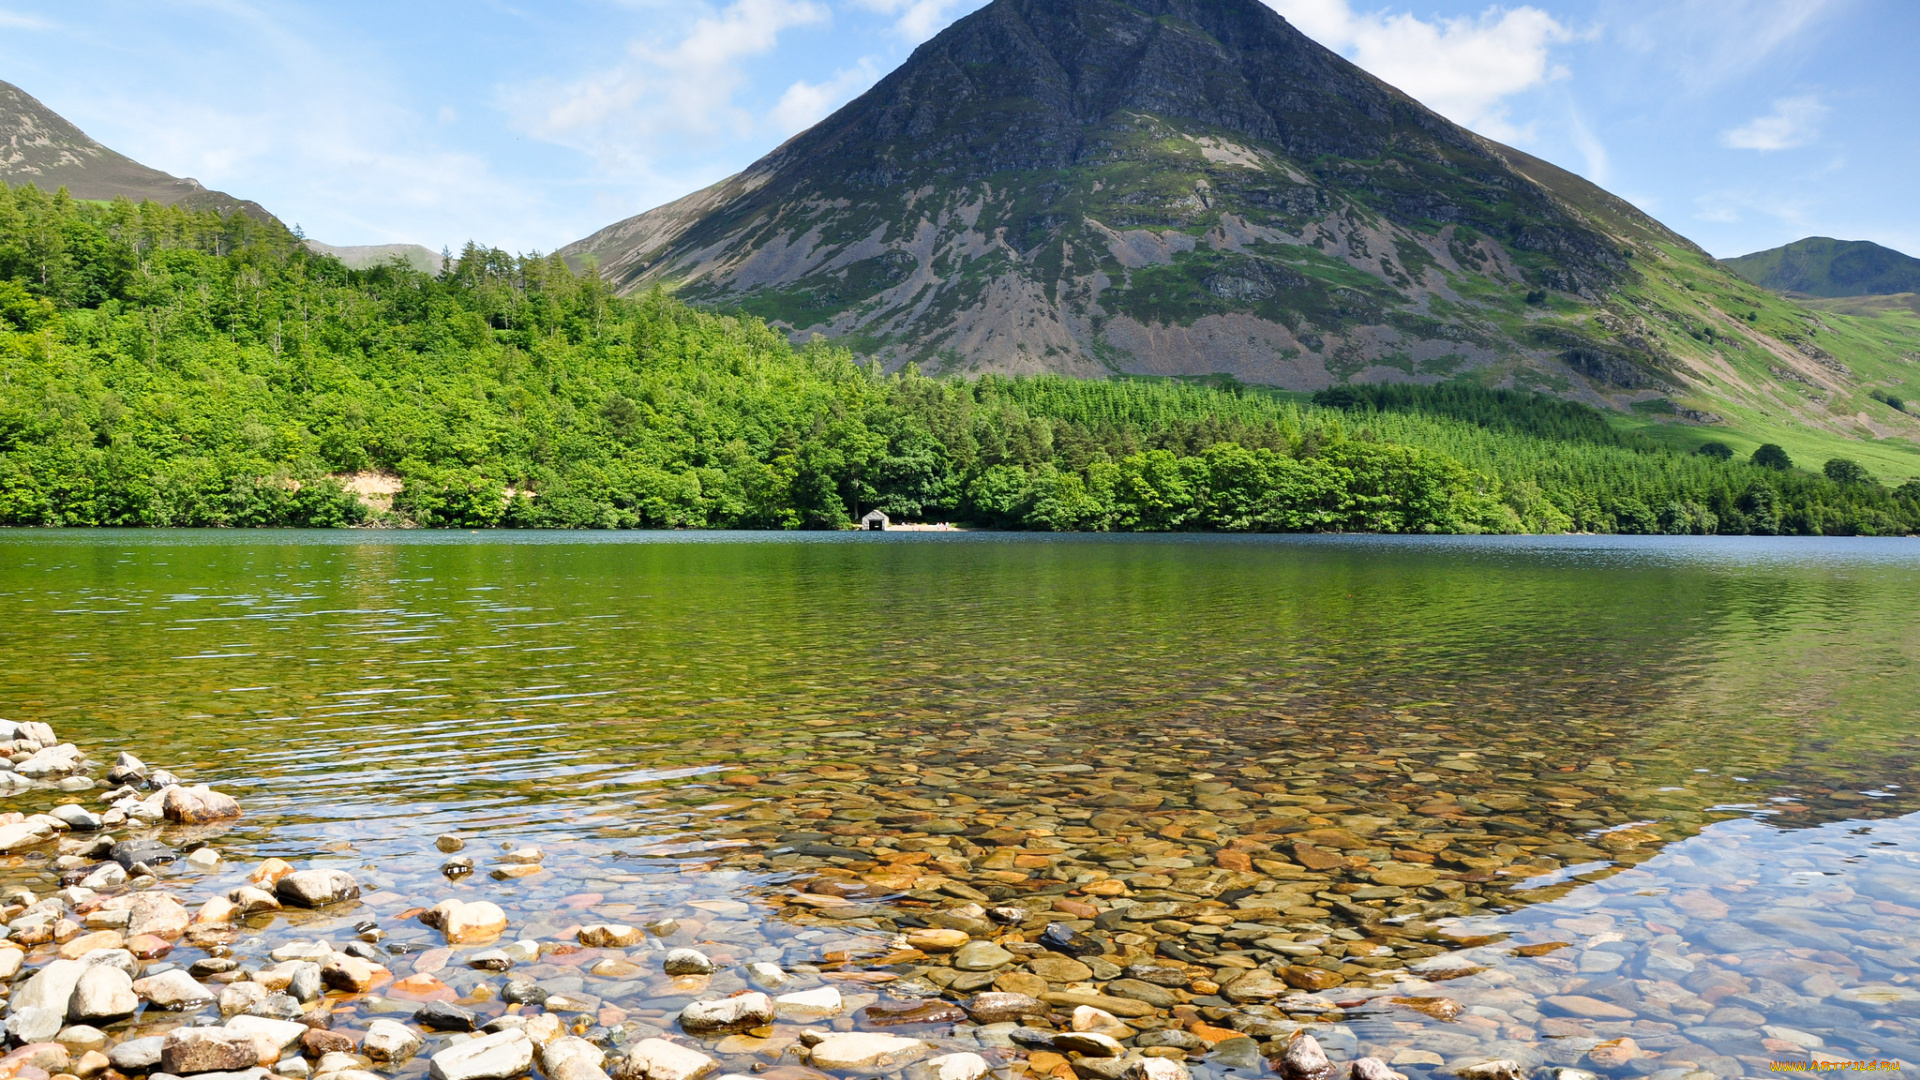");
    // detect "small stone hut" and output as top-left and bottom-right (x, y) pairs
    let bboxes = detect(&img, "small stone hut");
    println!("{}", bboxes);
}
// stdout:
(860, 510), (890, 531)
